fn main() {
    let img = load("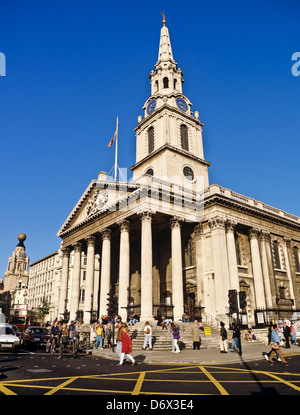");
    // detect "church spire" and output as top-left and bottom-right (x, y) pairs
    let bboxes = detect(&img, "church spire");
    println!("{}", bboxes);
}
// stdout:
(157, 12), (174, 64)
